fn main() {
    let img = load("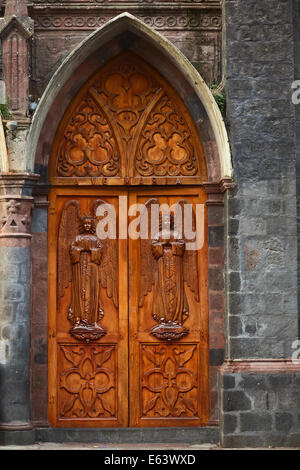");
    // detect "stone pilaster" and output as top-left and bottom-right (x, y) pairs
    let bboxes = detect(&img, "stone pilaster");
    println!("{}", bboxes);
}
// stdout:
(0, 0), (34, 117)
(0, 173), (39, 441)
